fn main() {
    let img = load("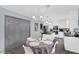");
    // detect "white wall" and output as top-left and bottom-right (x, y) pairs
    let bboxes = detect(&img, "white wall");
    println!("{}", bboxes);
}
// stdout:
(67, 10), (78, 31)
(31, 17), (43, 39)
(50, 19), (67, 28)
(0, 13), (5, 53)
